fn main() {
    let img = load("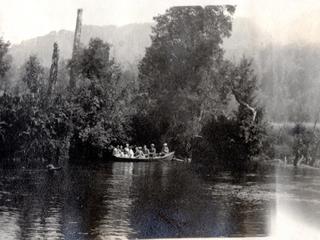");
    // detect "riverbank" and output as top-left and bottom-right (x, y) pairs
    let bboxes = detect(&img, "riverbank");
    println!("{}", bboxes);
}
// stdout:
(260, 159), (320, 171)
